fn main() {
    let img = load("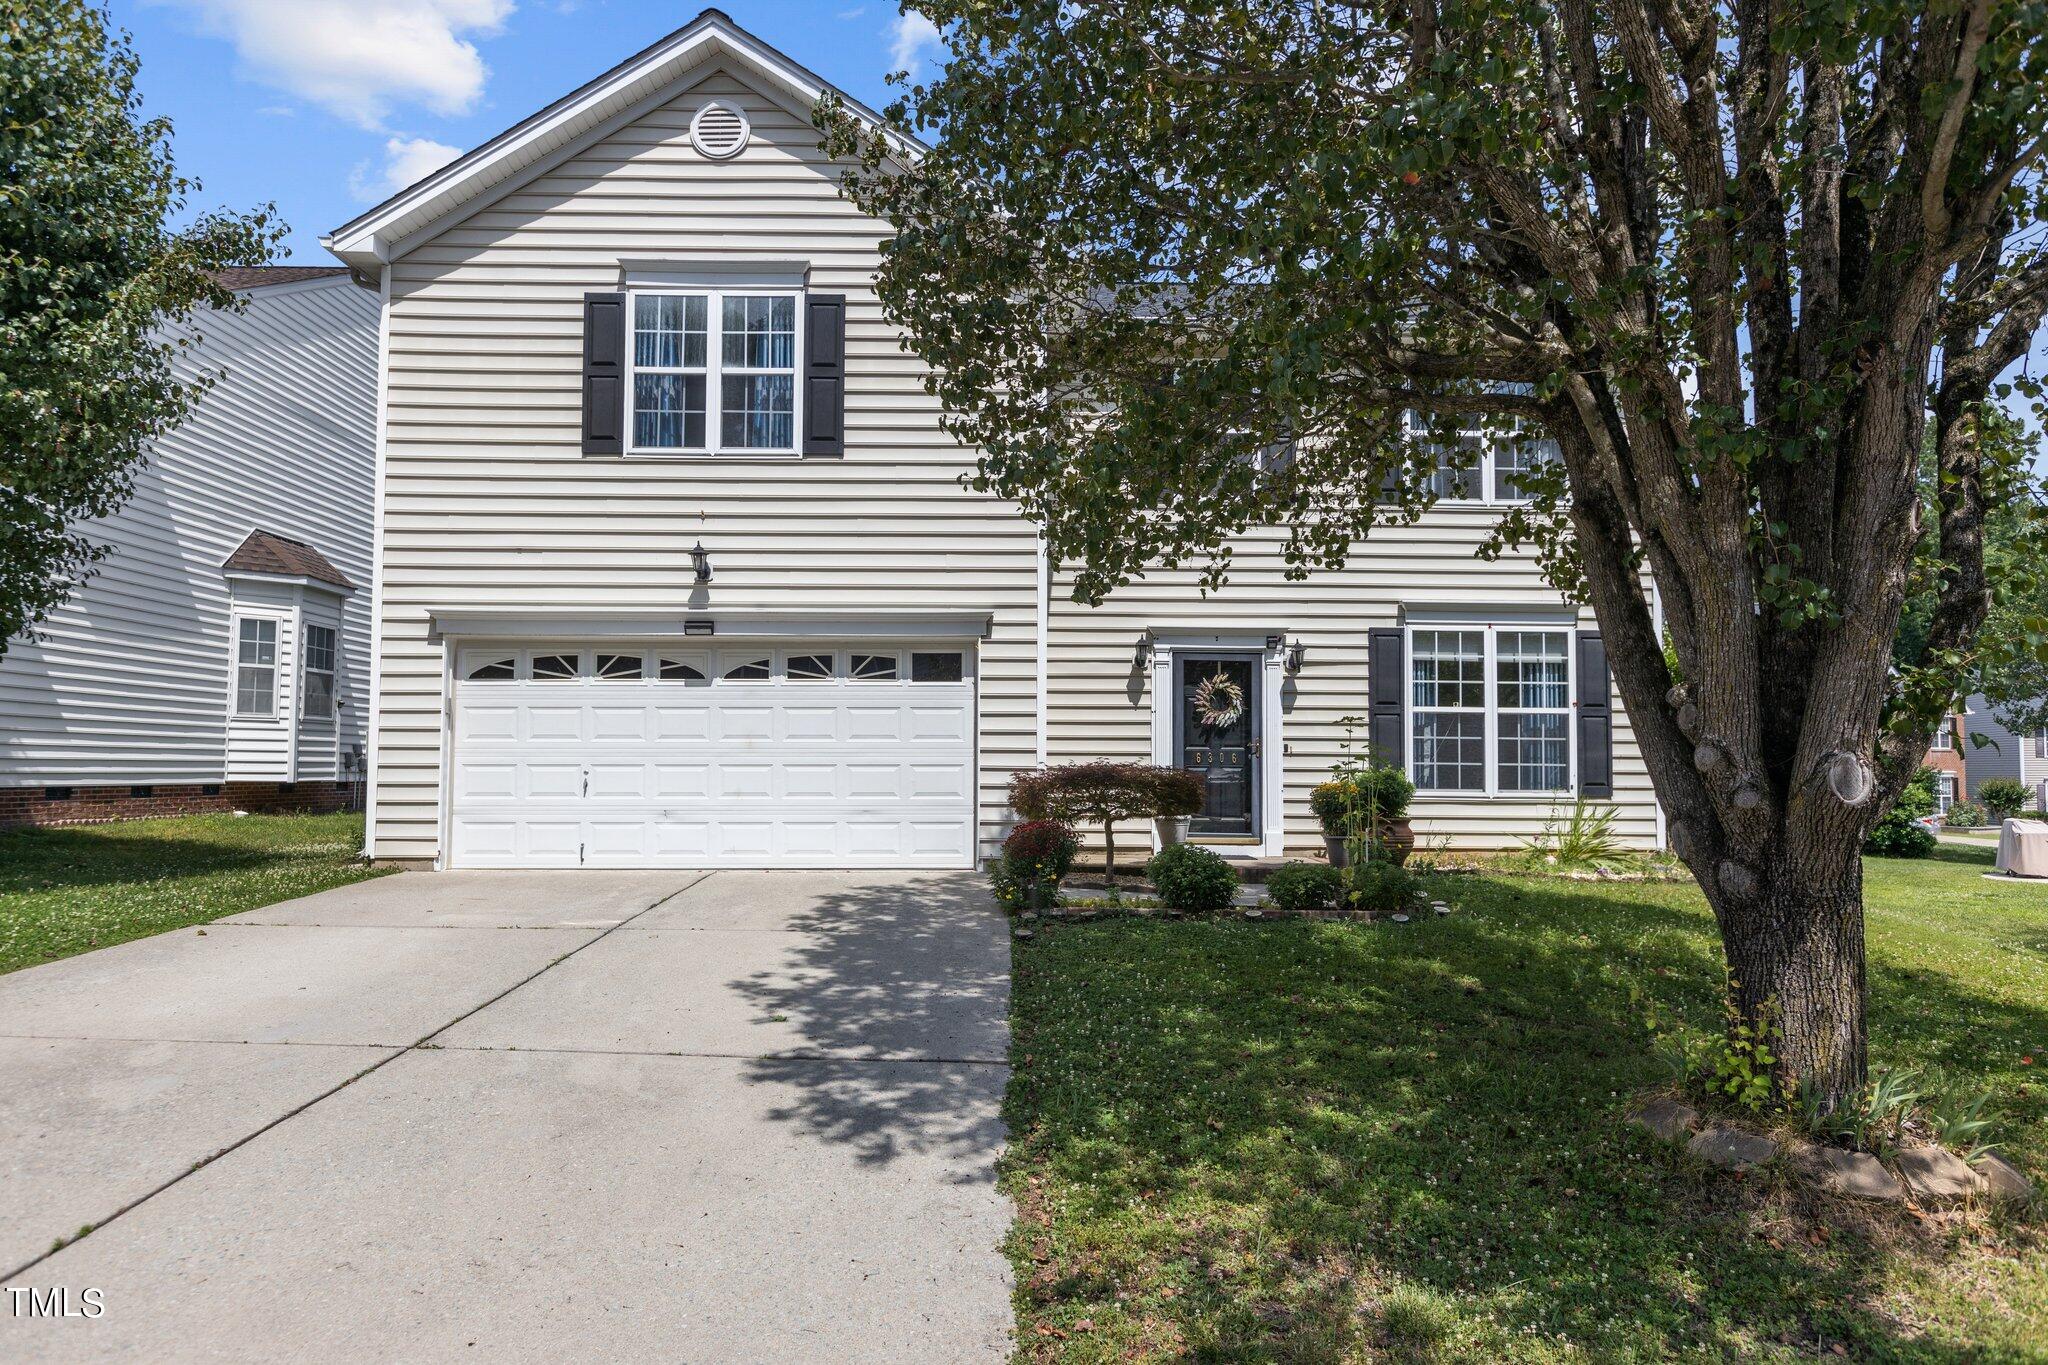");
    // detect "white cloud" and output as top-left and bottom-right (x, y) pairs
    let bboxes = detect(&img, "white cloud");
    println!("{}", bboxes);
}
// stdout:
(888, 10), (942, 80)
(166, 0), (514, 129)
(837, 6), (867, 18)
(349, 135), (463, 202)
